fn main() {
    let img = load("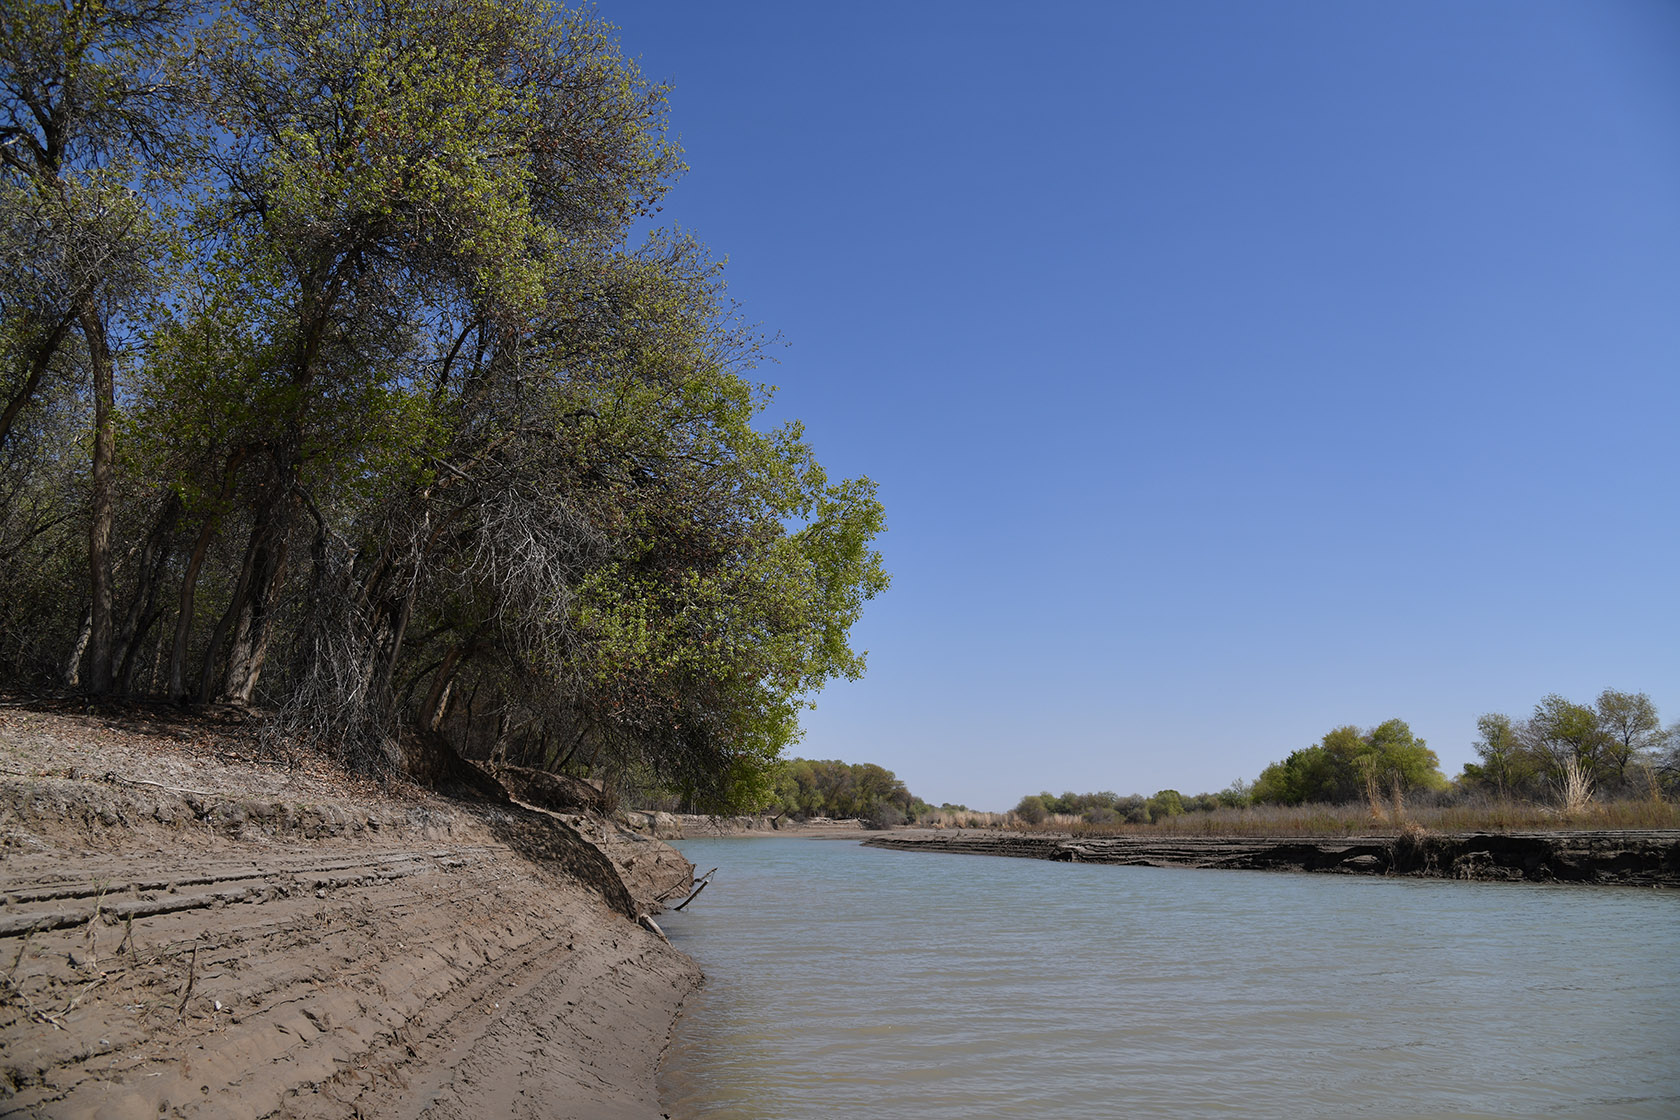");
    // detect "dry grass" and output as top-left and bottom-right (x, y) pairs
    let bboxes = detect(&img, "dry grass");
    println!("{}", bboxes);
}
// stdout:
(1560, 758), (1594, 818)
(1033, 797), (1680, 838)
(917, 809), (1010, 829)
